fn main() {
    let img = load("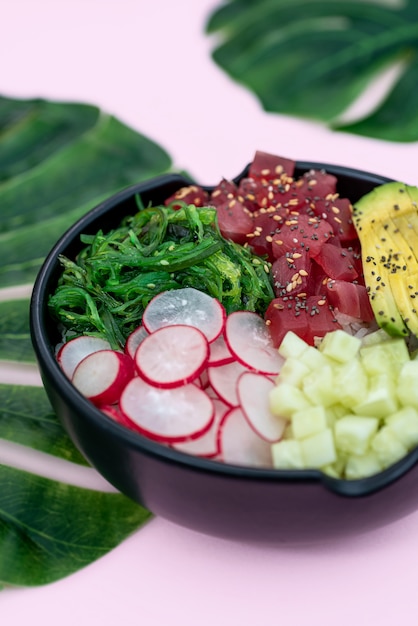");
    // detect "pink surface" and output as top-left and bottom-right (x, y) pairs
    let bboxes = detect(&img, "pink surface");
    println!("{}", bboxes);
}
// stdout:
(2, 1), (418, 623)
